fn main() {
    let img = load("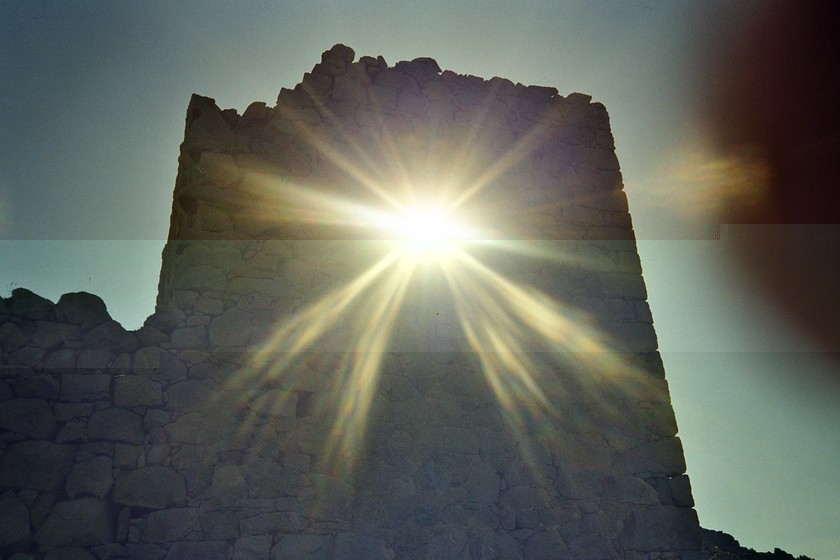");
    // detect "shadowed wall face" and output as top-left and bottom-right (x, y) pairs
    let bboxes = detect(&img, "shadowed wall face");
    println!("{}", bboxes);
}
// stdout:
(0, 45), (701, 559)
